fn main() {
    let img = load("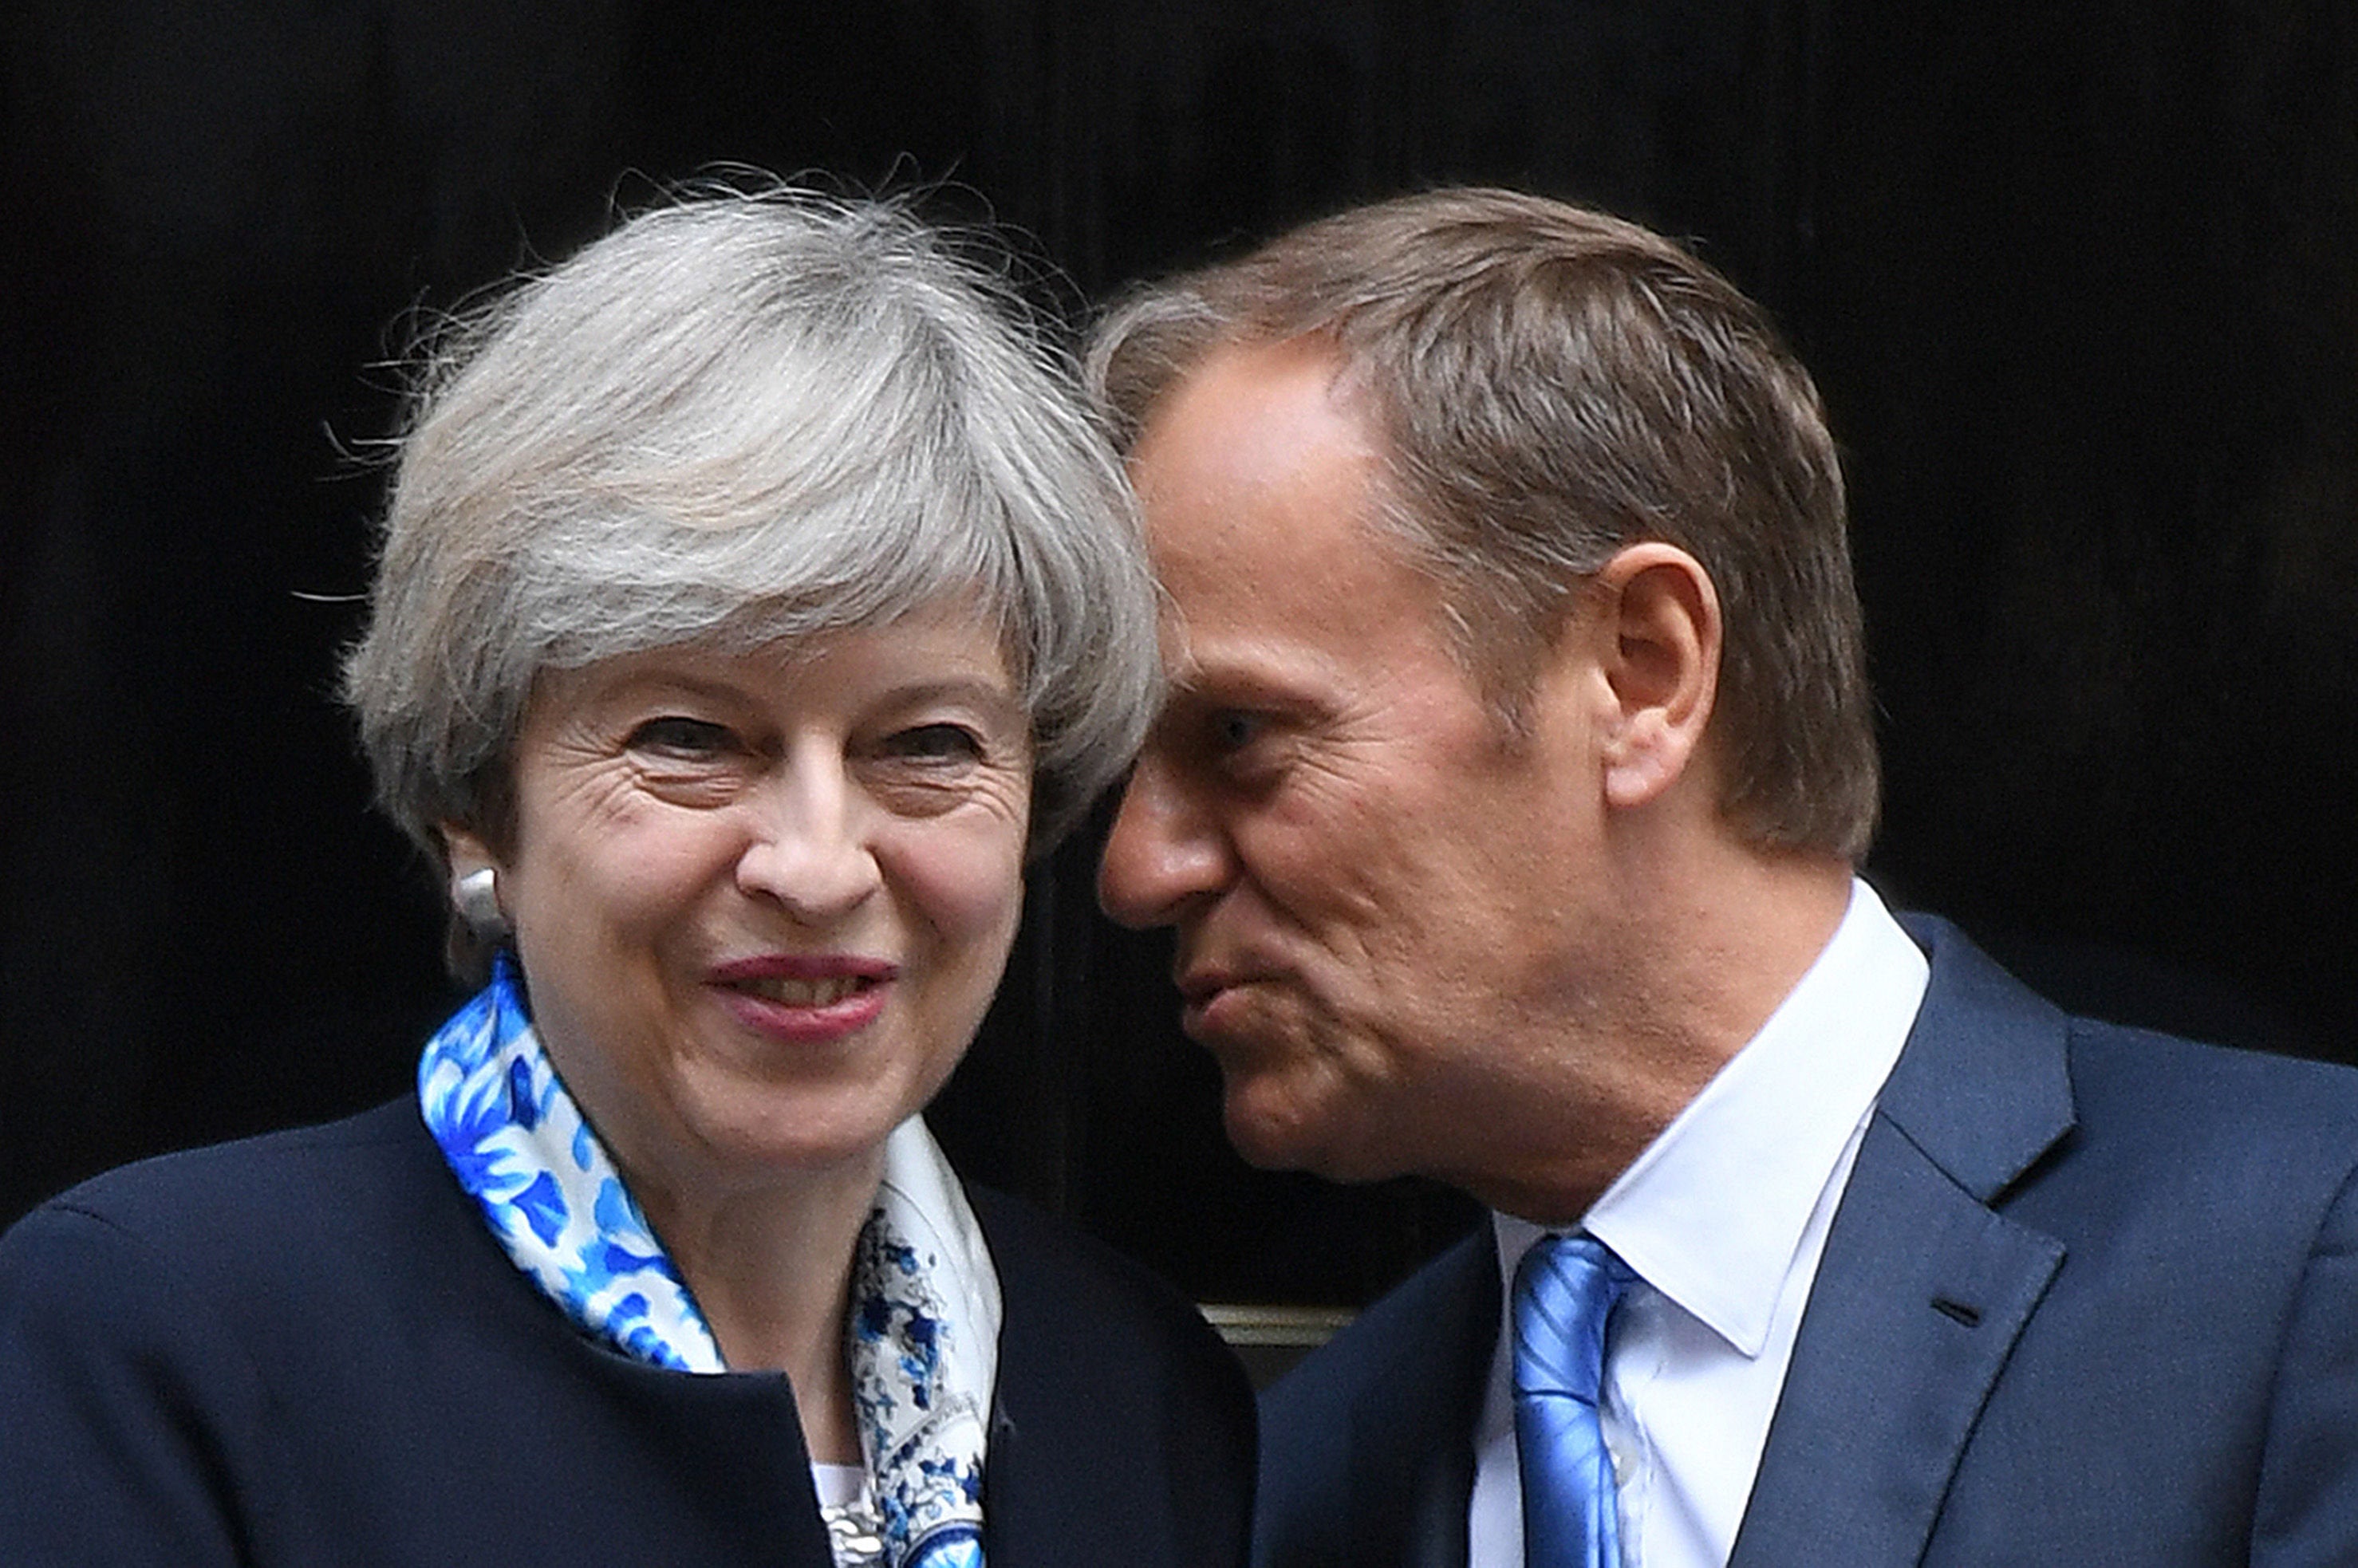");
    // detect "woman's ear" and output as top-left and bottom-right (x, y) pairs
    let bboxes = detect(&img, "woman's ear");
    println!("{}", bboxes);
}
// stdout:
(1587, 541), (1721, 810)
(439, 825), (510, 940)
(440, 825), (496, 881)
